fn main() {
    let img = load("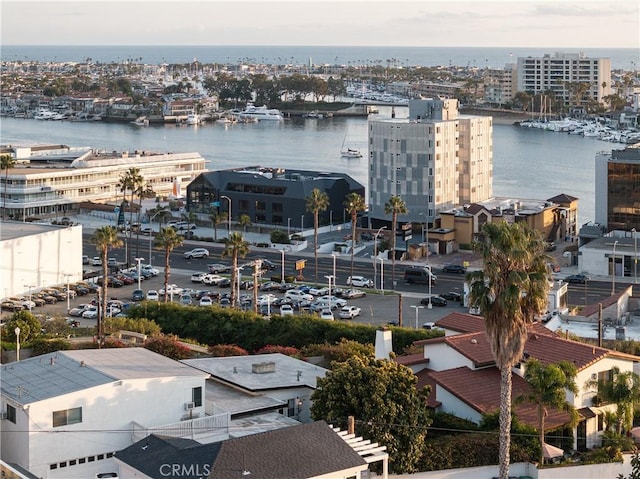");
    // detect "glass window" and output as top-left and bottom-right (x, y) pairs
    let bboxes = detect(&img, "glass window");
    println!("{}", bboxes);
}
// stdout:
(53, 407), (82, 427)
(192, 386), (203, 407)
(6, 404), (16, 424)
